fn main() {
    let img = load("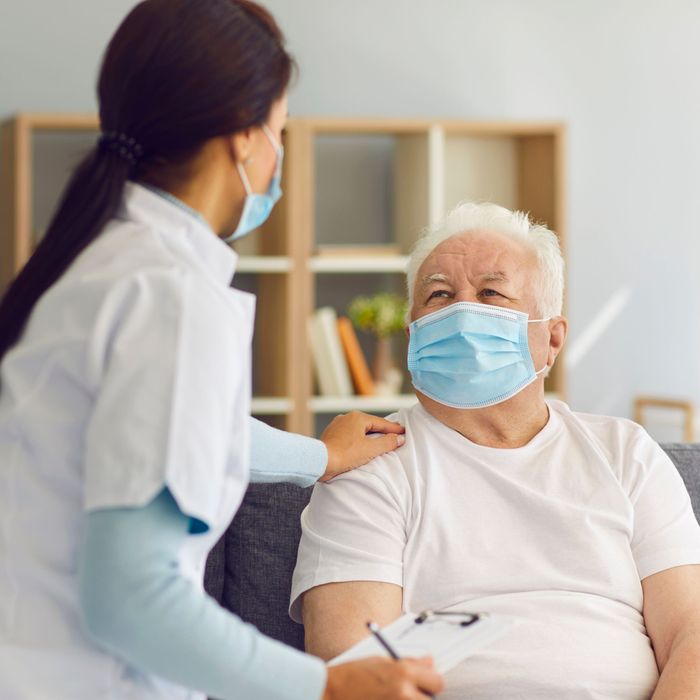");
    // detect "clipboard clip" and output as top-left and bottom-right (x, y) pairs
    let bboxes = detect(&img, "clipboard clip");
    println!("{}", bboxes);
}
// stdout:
(413, 610), (481, 627)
